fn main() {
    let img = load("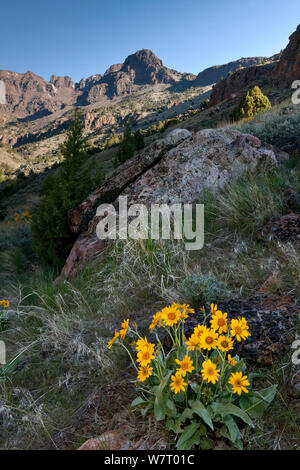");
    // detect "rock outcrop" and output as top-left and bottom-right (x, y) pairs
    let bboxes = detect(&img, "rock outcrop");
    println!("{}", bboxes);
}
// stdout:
(61, 128), (288, 278)
(0, 70), (80, 121)
(194, 56), (273, 87)
(271, 24), (300, 88)
(209, 23), (300, 107)
(209, 63), (274, 107)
